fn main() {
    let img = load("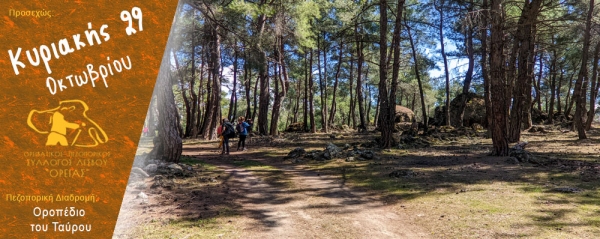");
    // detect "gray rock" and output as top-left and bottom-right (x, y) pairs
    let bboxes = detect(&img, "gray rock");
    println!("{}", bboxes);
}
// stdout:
(512, 141), (528, 150)
(285, 148), (306, 159)
(131, 167), (149, 177)
(510, 149), (533, 163)
(128, 172), (145, 183)
(360, 150), (375, 160)
(133, 153), (149, 167)
(314, 152), (328, 161)
(325, 143), (342, 157)
(168, 163), (183, 172)
(136, 192), (148, 200)
(346, 157), (355, 162)
(128, 181), (146, 189)
(144, 164), (158, 174)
